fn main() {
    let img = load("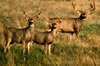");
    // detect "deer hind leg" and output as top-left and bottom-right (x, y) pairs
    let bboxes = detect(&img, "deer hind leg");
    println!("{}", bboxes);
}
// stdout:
(27, 42), (30, 54)
(4, 38), (11, 52)
(23, 40), (26, 54)
(68, 34), (73, 44)
(44, 44), (48, 54)
(67, 33), (74, 45)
